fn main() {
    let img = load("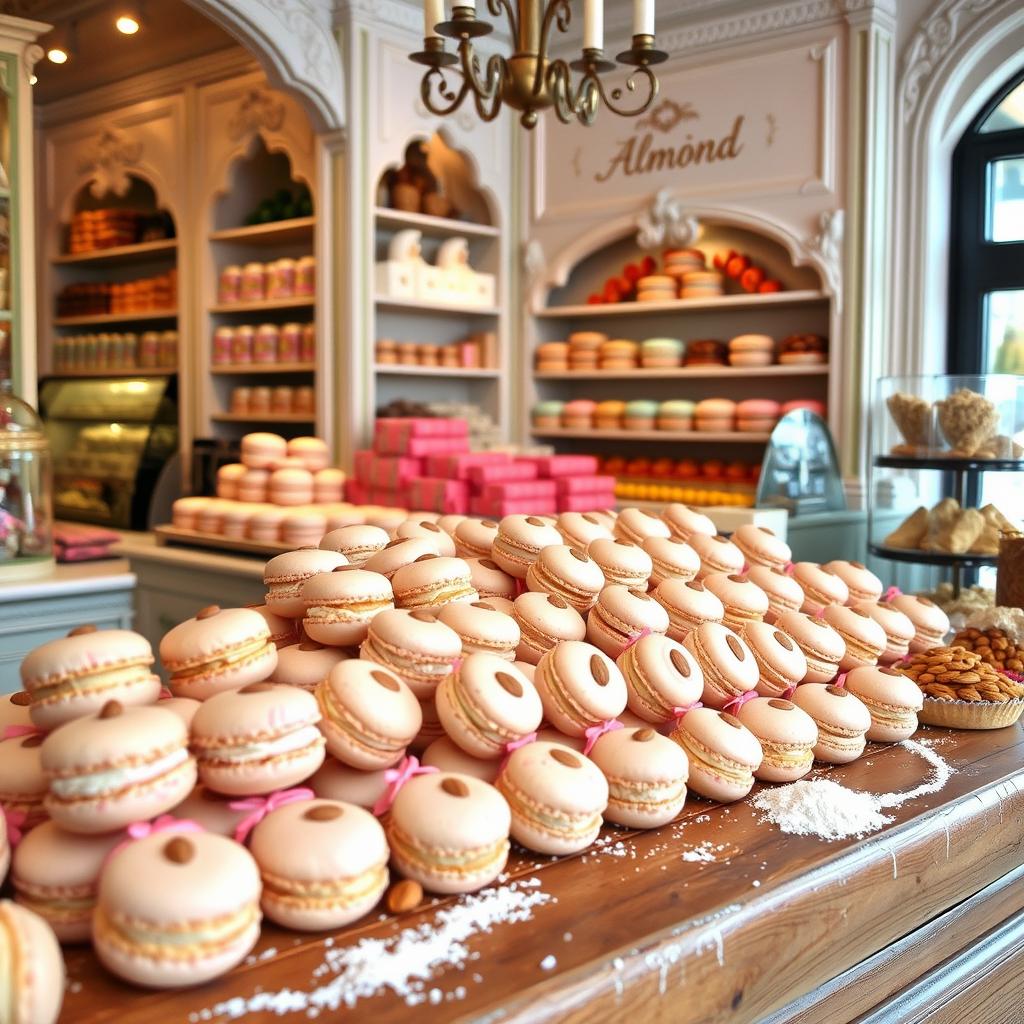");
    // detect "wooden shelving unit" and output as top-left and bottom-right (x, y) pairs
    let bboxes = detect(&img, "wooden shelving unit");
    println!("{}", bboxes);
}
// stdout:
(535, 289), (827, 319)
(211, 411), (315, 424)
(54, 310), (178, 327)
(535, 364), (829, 381)
(51, 239), (178, 267)
(374, 295), (501, 317)
(55, 367), (176, 379)
(209, 216), (315, 245)
(531, 428), (772, 443)
(374, 364), (501, 378)
(209, 296), (315, 315)
(210, 362), (316, 375)
(372, 207), (500, 239)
